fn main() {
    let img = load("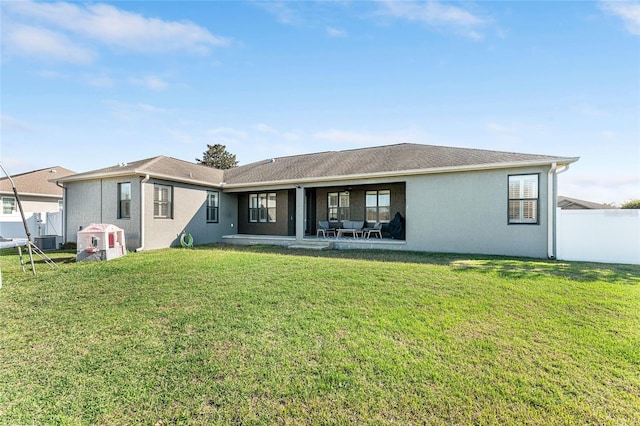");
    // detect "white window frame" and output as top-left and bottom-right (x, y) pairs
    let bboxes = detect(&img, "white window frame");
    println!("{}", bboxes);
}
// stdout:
(508, 174), (539, 224)
(2, 197), (16, 214)
(154, 184), (173, 219)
